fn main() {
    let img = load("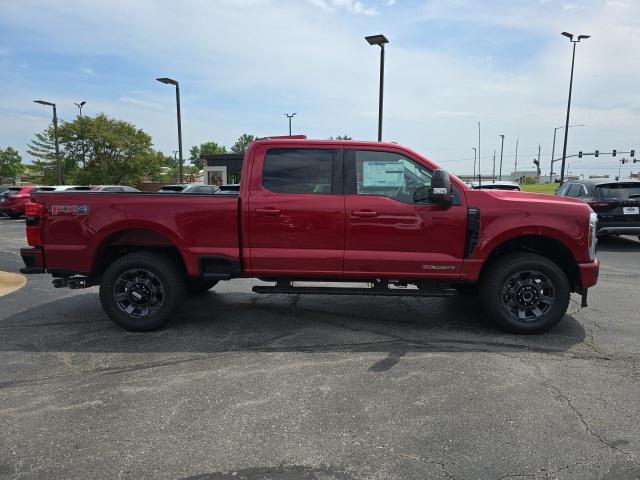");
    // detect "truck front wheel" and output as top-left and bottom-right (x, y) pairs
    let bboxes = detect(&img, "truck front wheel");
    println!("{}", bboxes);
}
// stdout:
(99, 252), (186, 331)
(480, 253), (570, 334)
